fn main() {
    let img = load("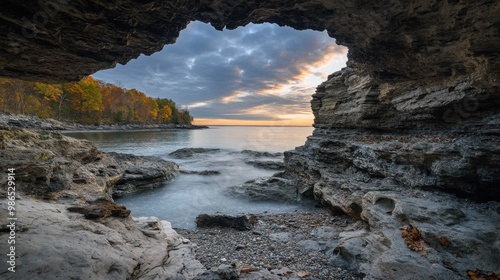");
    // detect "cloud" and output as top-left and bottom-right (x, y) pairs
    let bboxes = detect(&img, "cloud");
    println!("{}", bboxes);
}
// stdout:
(92, 21), (347, 124)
